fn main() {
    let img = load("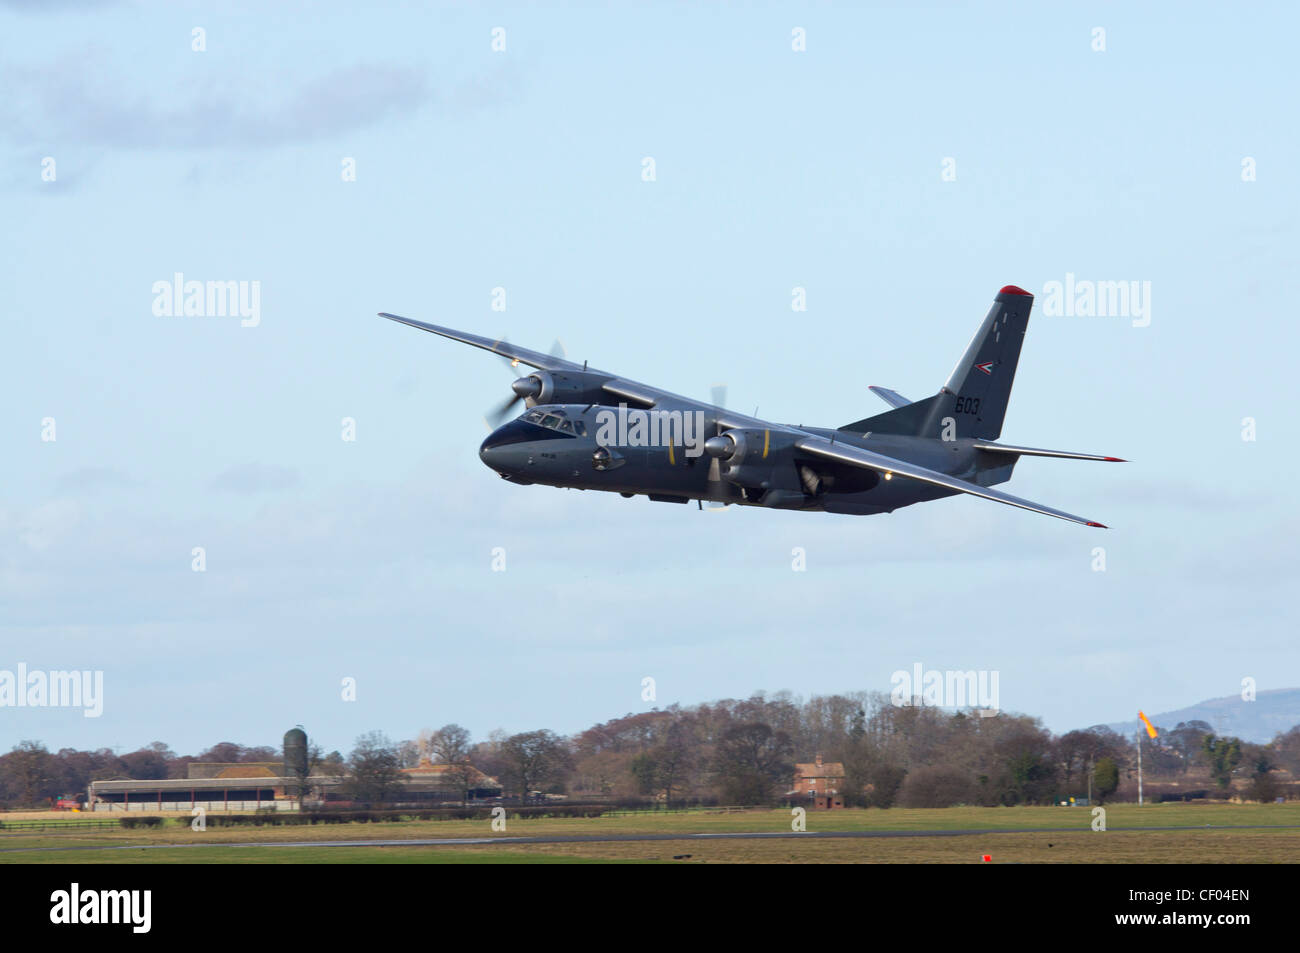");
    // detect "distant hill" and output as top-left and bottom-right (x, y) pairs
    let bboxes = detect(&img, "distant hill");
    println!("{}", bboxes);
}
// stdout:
(1105, 689), (1300, 744)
